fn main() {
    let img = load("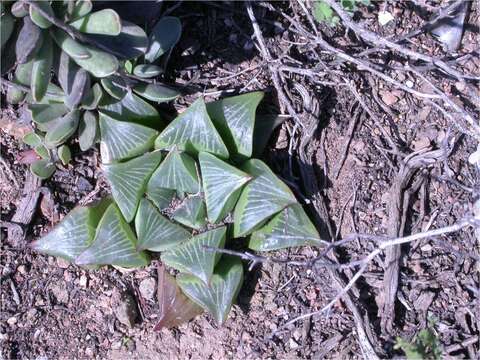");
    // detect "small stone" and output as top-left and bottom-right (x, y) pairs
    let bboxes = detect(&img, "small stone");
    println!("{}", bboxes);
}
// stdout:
(114, 292), (138, 328)
(139, 278), (156, 301)
(7, 317), (17, 326)
(26, 308), (38, 320)
(17, 265), (27, 275)
(57, 258), (70, 269)
(50, 282), (69, 304)
(85, 348), (94, 357)
(289, 338), (299, 350)
(79, 275), (88, 288)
